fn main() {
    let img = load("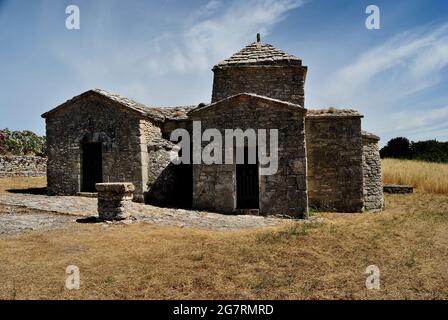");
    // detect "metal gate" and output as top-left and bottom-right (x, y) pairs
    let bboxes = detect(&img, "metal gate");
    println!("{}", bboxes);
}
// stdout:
(236, 147), (259, 209)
